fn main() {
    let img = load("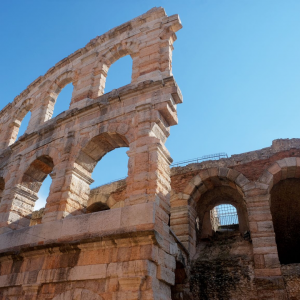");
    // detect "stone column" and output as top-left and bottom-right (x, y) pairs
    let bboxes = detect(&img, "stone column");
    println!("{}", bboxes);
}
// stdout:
(26, 104), (49, 133)
(70, 60), (108, 110)
(170, 192), (197, 257)
(0, 154), (36, 232)
(246, 193), (287, 299)
(126, 104), (172, 209)
(0, 119), (21, 148)
(0, 185), (38, 230)
(133, 15), (182, 83)
(124, 103), (178, 299)
(42, 165), (93, 223)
